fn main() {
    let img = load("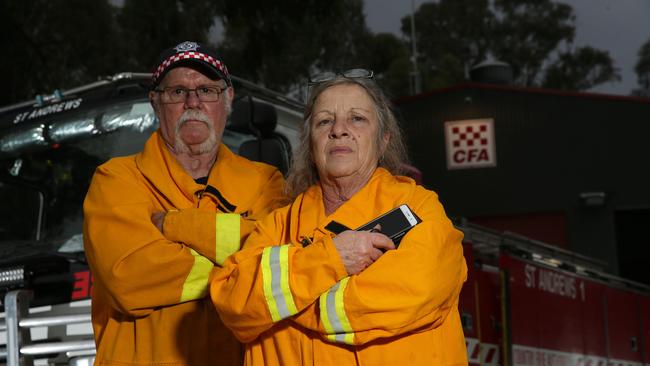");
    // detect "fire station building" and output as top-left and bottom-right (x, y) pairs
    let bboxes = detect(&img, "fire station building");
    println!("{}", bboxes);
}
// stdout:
(395, 82), (650, 285)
